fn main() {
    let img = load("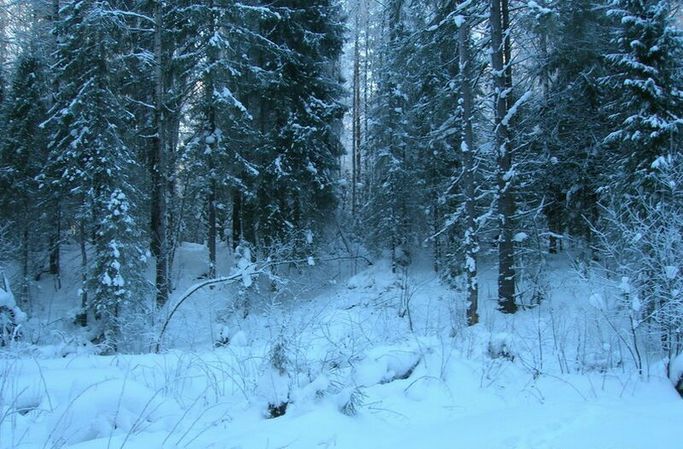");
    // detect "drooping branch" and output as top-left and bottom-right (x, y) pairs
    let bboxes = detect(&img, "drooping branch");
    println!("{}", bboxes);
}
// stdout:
(154, 255), (373, 352)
